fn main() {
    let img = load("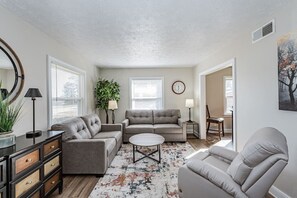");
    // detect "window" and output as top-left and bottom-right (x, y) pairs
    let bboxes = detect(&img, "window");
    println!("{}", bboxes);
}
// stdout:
(224, 76), (233, 115)
(48, 56), (86, 126)
(130, 77), (164, 110)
